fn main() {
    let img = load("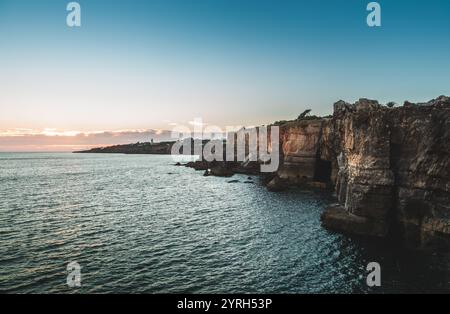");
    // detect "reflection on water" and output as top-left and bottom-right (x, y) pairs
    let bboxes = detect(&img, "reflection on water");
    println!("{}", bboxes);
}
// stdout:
(0, 153), (448, 293)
